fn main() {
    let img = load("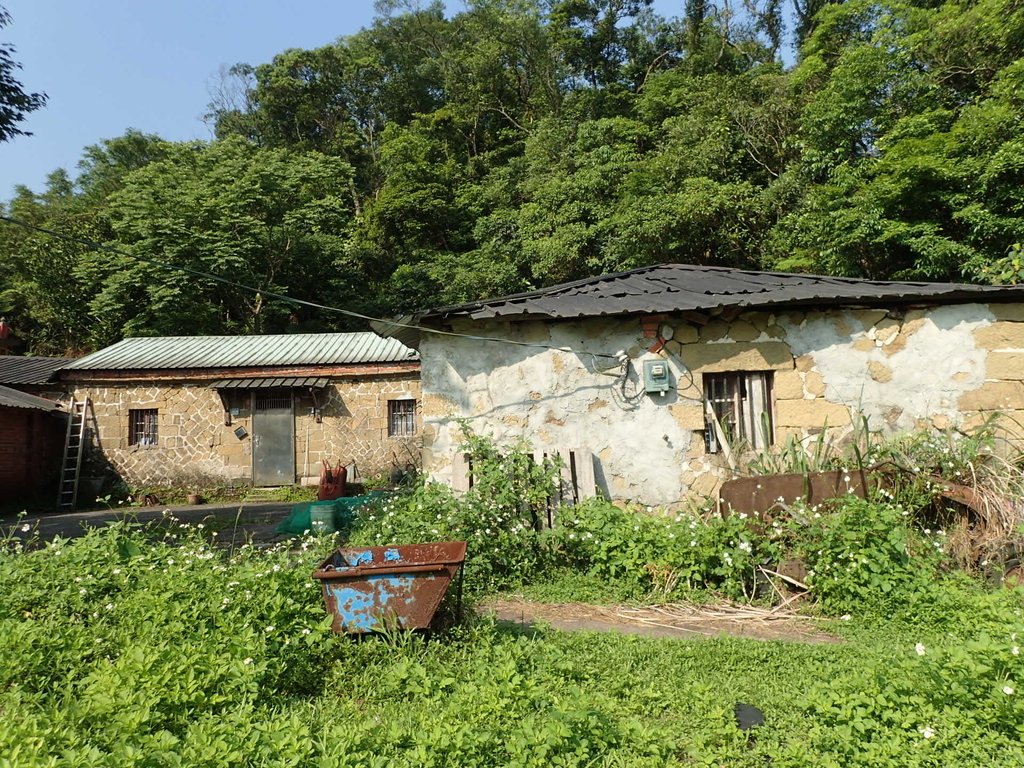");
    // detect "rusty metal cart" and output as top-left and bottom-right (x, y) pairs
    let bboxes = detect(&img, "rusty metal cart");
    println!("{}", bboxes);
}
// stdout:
(312, 541), (467, 633)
